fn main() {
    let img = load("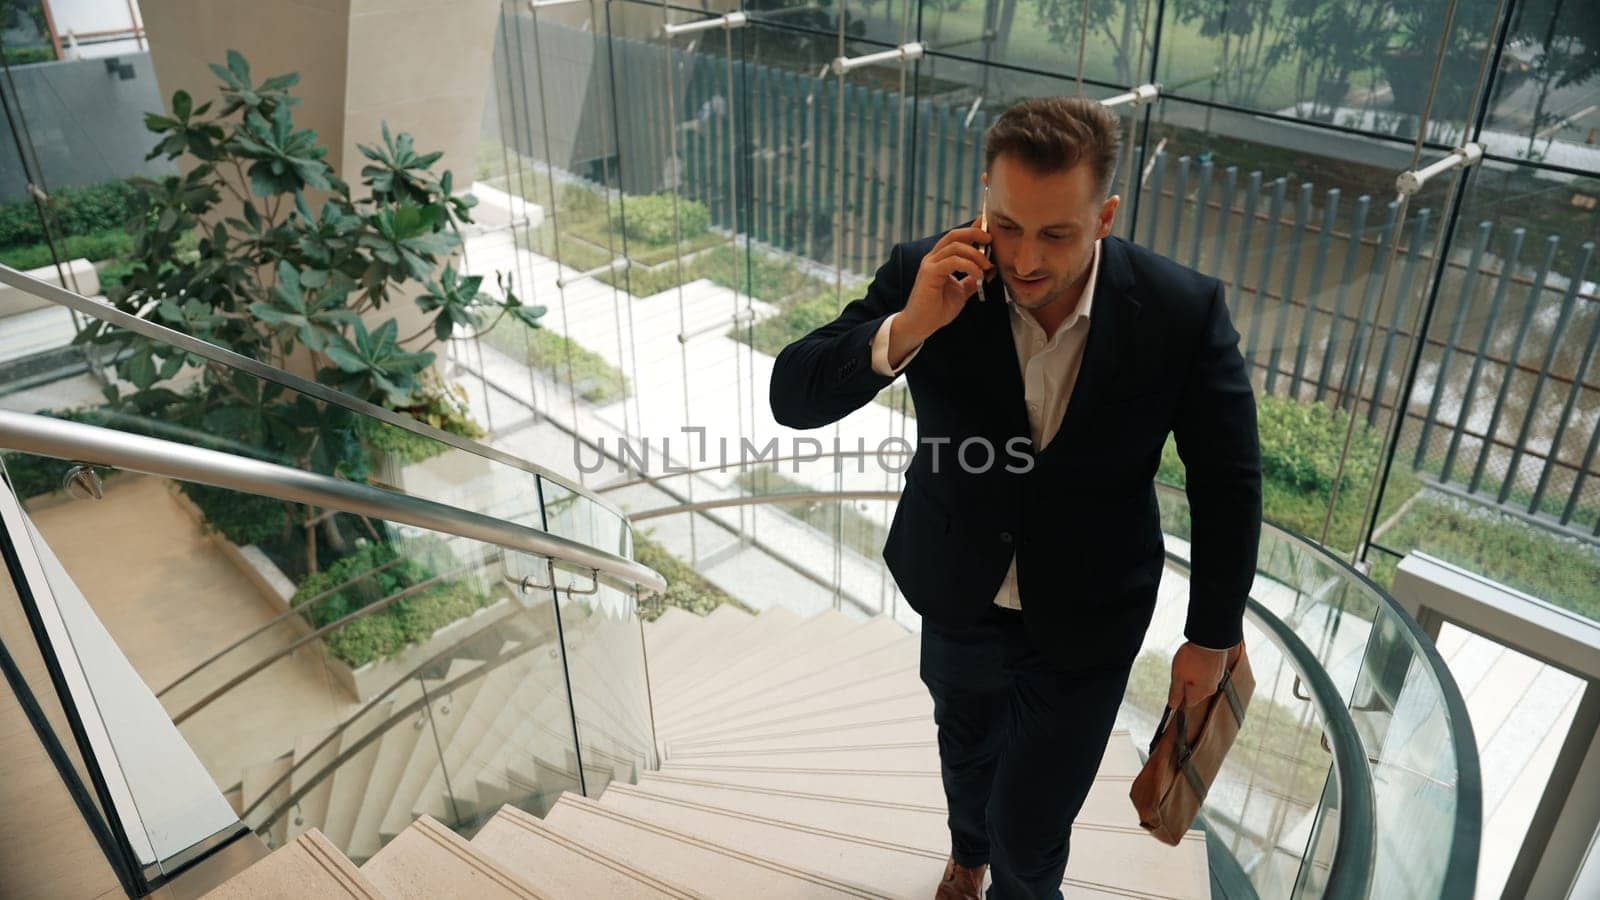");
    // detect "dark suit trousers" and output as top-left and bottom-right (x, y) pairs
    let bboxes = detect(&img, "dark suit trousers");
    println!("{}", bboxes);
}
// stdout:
(919, 603), (1134, 900)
